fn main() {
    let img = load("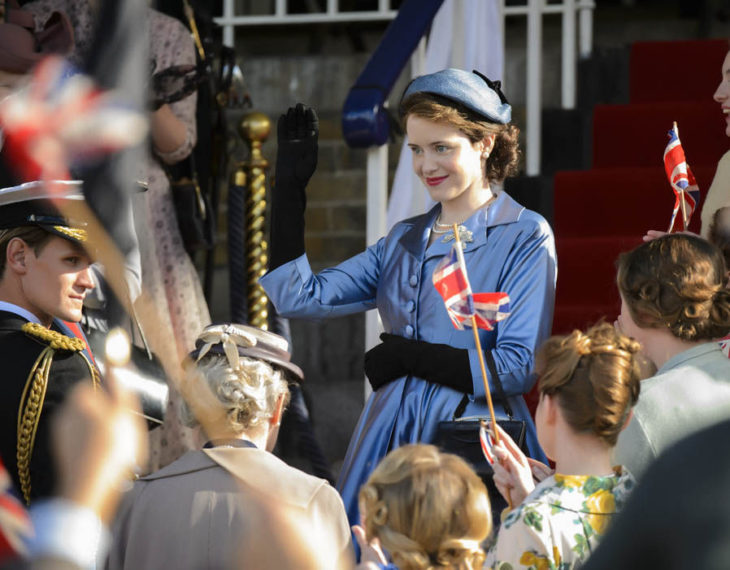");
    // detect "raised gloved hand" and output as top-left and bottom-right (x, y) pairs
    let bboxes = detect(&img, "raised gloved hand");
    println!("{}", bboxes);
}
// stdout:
(269, 103), (319, 270)
(364, 333), (473, 393)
